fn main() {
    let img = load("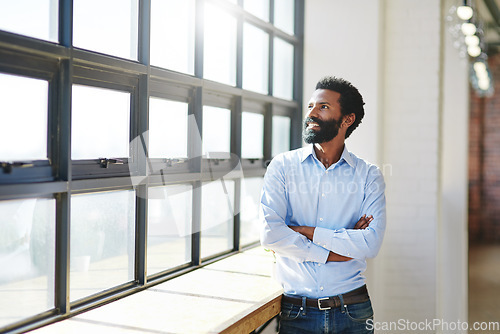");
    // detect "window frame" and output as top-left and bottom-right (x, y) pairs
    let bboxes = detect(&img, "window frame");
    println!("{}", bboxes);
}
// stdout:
(0, 0), (304, 332)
